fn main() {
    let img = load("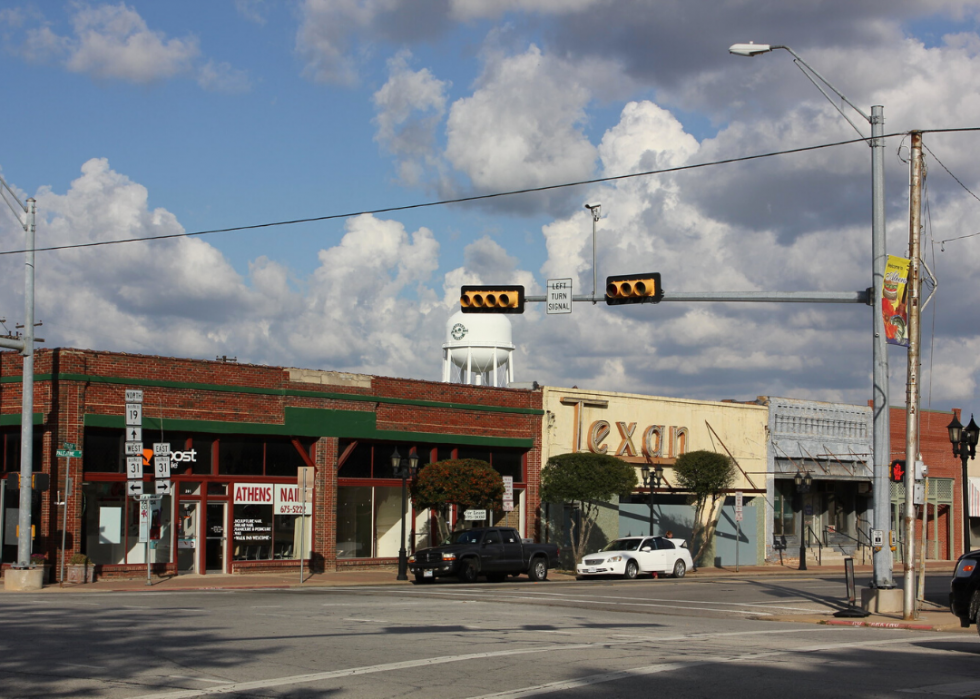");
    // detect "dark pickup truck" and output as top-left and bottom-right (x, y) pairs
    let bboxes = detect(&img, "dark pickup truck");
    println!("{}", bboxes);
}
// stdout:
(950, 550), (980, 635)
(408, 527), (560, 584)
